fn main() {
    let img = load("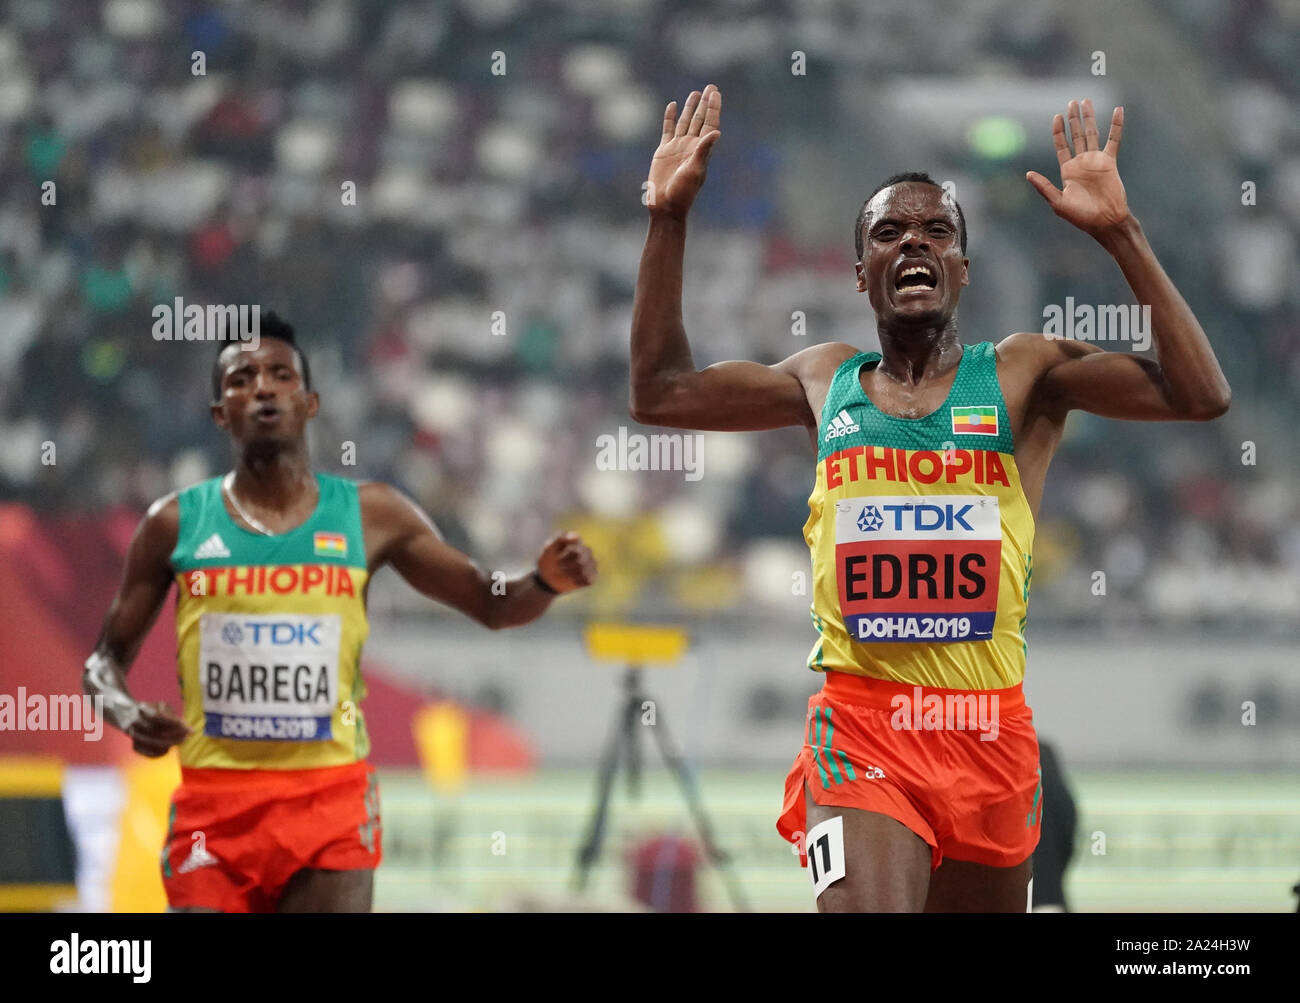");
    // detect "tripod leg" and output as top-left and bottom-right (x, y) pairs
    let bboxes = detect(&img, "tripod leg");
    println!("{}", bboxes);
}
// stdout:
(572, 695), (633, 893)
(433, 803), (457, 893)
(645, 707), (751, 912)
(624, 691), (642, 800)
